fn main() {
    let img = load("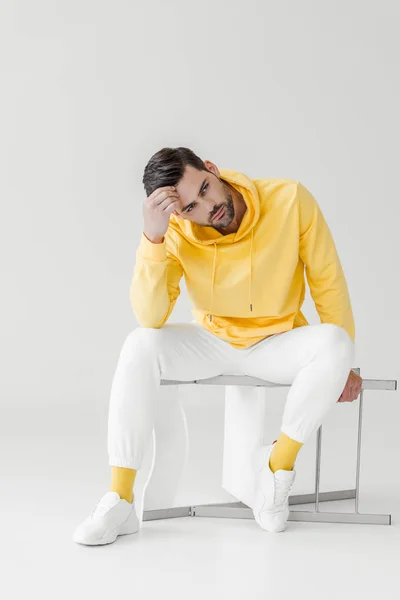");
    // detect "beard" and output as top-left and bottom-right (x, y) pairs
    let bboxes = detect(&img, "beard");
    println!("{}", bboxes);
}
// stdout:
(208, 181), (235, 228)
